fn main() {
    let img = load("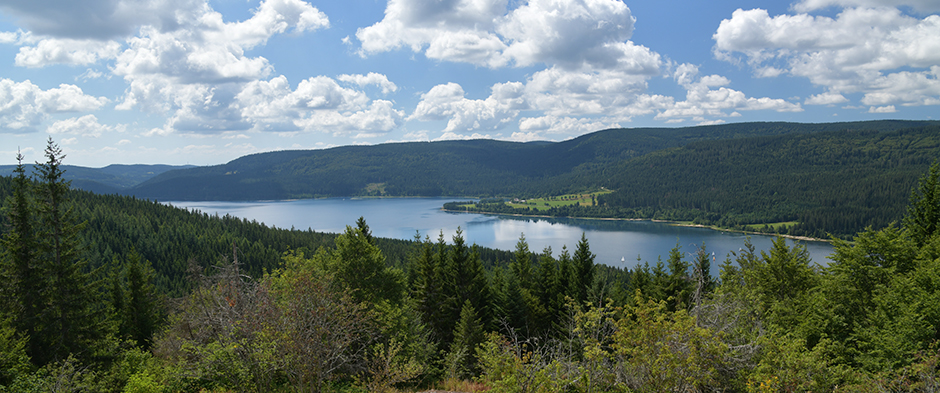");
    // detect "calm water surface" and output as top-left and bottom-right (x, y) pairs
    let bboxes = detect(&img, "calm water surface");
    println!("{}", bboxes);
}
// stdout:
(168, 198), (835, 273)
